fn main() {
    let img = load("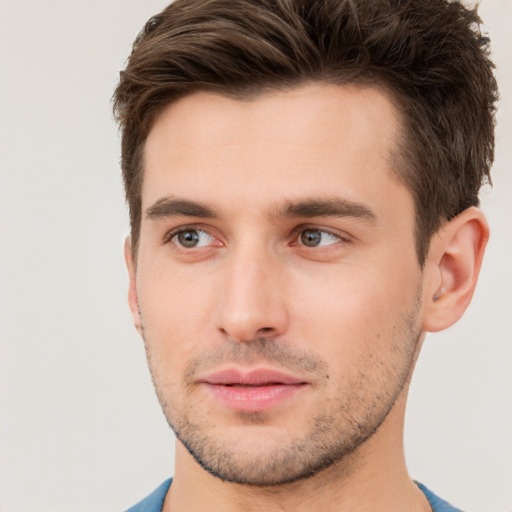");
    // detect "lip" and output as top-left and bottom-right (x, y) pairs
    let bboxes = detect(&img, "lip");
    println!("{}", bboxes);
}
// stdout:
(199, 368), (309, 412)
